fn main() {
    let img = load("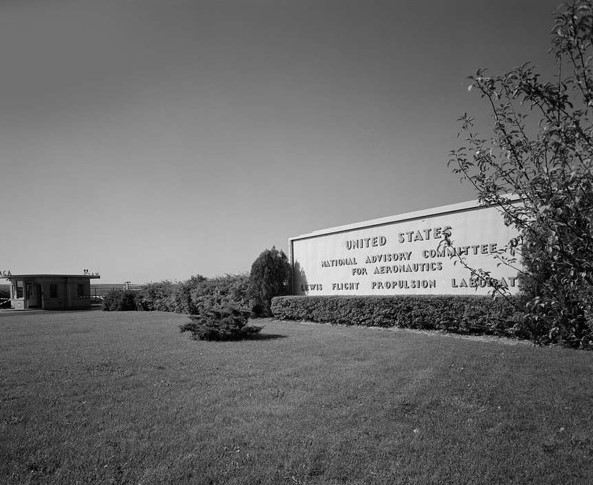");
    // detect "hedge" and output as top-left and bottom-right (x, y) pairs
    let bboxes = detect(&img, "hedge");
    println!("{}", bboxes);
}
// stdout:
(102, 289), (138, 311)
(271, 295), (526, 339)
(135, 281), (177, 312)
(125, 274), (251, 314)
